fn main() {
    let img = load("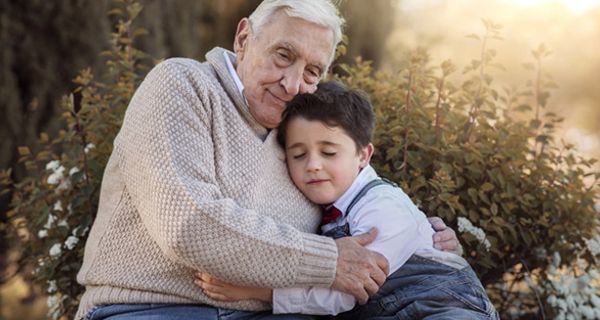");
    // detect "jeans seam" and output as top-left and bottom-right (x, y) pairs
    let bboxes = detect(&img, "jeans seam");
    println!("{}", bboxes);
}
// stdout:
(82, 306), (101, 320)
(440, 285), (489, 315)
